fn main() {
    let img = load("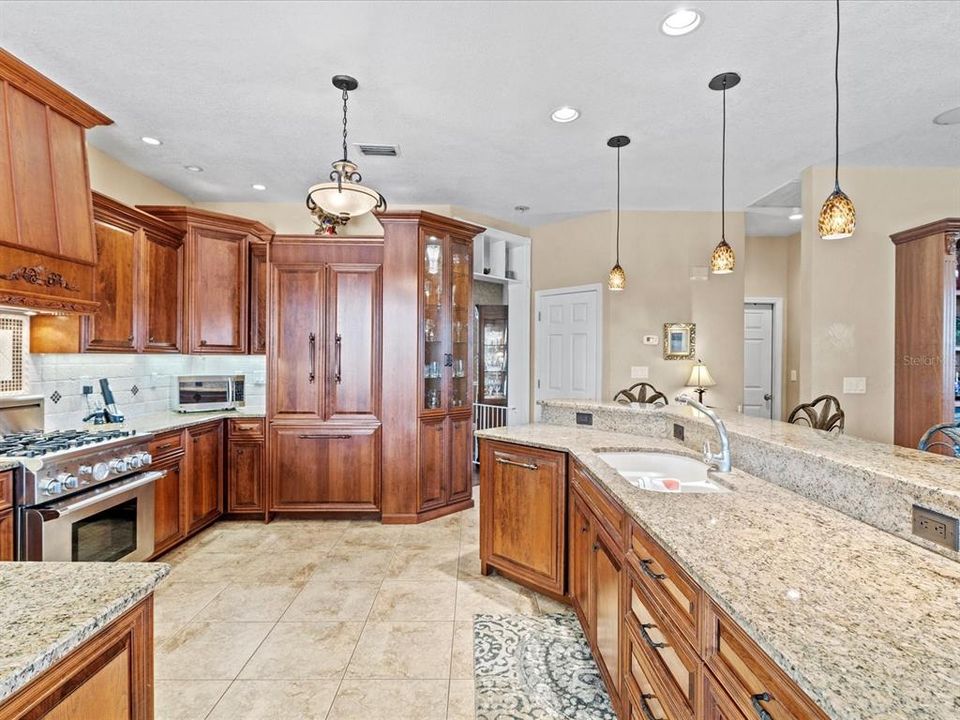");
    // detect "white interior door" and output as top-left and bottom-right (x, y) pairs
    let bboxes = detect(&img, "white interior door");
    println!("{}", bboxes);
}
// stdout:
(743, 303), (774, 418)
(536, 286), (601, 405)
